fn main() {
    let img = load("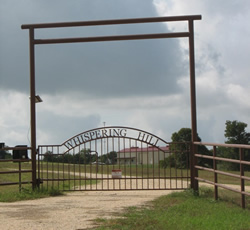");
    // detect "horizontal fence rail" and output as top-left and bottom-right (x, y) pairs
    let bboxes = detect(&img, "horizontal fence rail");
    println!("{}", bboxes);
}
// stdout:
(194, 142), (250, 209)
(0, 147), (32, 192)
